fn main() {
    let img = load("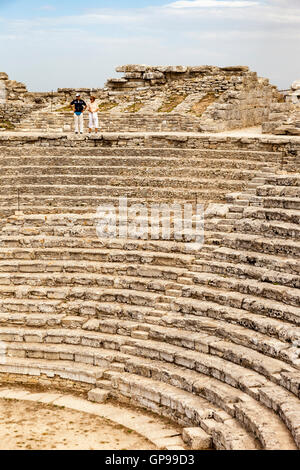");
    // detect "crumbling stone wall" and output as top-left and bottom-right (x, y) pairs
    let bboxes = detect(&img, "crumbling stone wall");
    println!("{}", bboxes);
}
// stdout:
(0, 65), (281, 133)
(101, 65), (280, 132)
(0, 73), (42, 128)
(0, 72), (28, 103)
(0, 104), (38, 129)
(262, 80), (300, 135)
(0, 80), (6, 105)
(40, 65), (281, 133)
